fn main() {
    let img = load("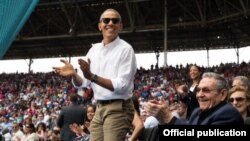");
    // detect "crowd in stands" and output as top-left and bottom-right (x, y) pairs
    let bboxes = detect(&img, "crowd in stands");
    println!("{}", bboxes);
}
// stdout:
(0, 61), (250, 140)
